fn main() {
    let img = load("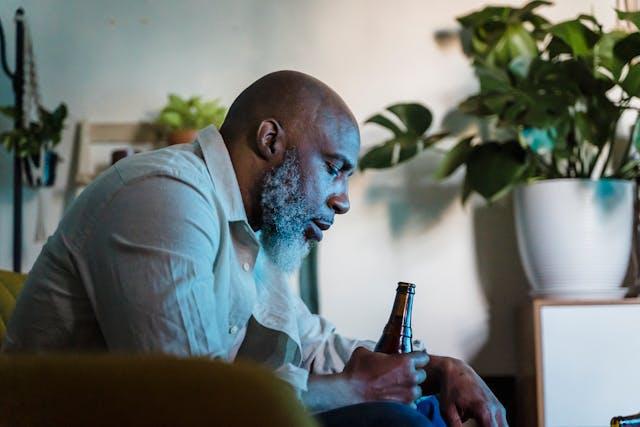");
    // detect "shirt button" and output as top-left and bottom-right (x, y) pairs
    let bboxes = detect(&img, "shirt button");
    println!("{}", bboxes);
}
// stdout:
(229, 325), (239, 334)
(242, 262), (250, 272)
